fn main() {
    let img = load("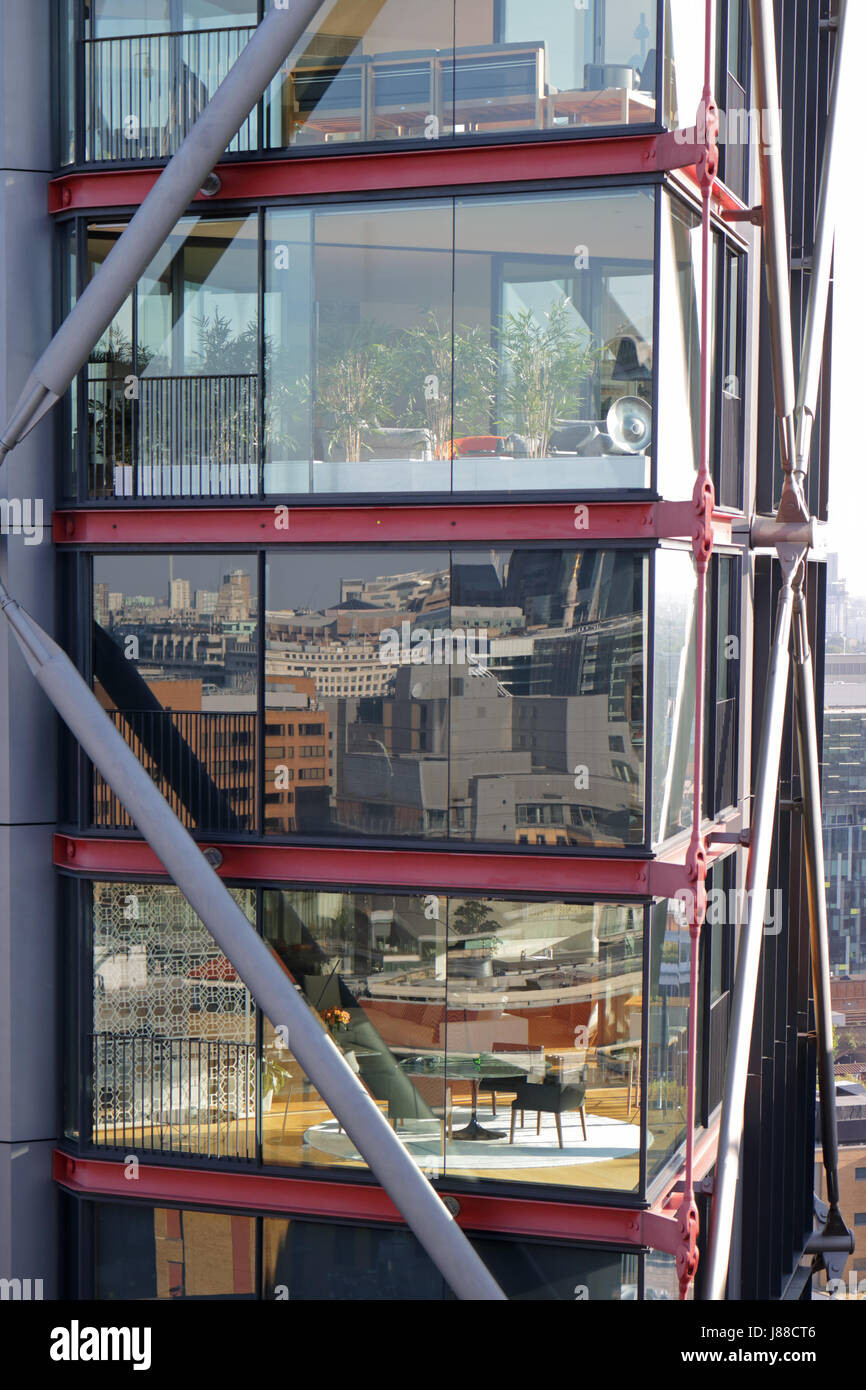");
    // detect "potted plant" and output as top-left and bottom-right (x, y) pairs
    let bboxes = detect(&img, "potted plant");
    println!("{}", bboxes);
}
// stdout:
(261, 1054), (293, 1113)
(496, 297), (599, 458)
(394, 311), (498, 459)
(315, 322), (395, 463)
